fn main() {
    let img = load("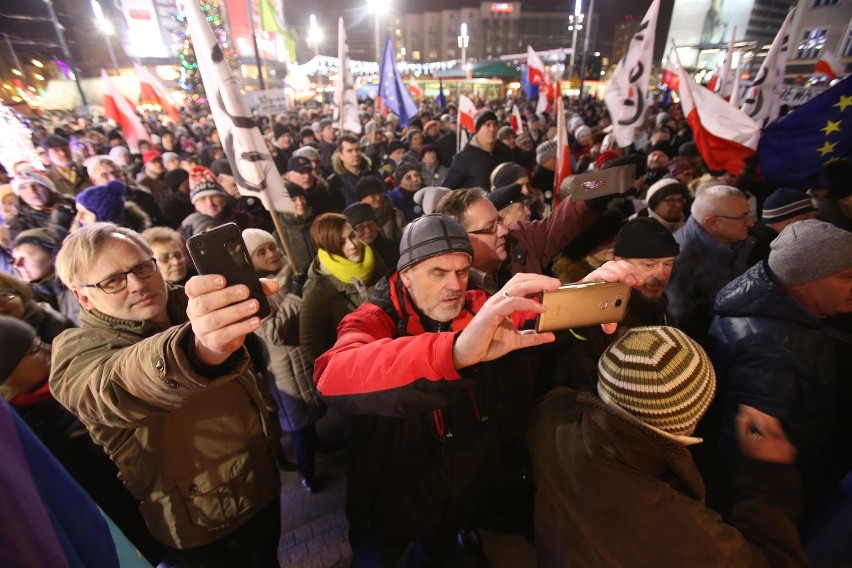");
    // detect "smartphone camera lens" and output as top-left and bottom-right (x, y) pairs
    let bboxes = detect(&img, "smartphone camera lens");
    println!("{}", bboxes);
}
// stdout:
(615, 297), (623, 307)
(193, 240), (203, 249)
